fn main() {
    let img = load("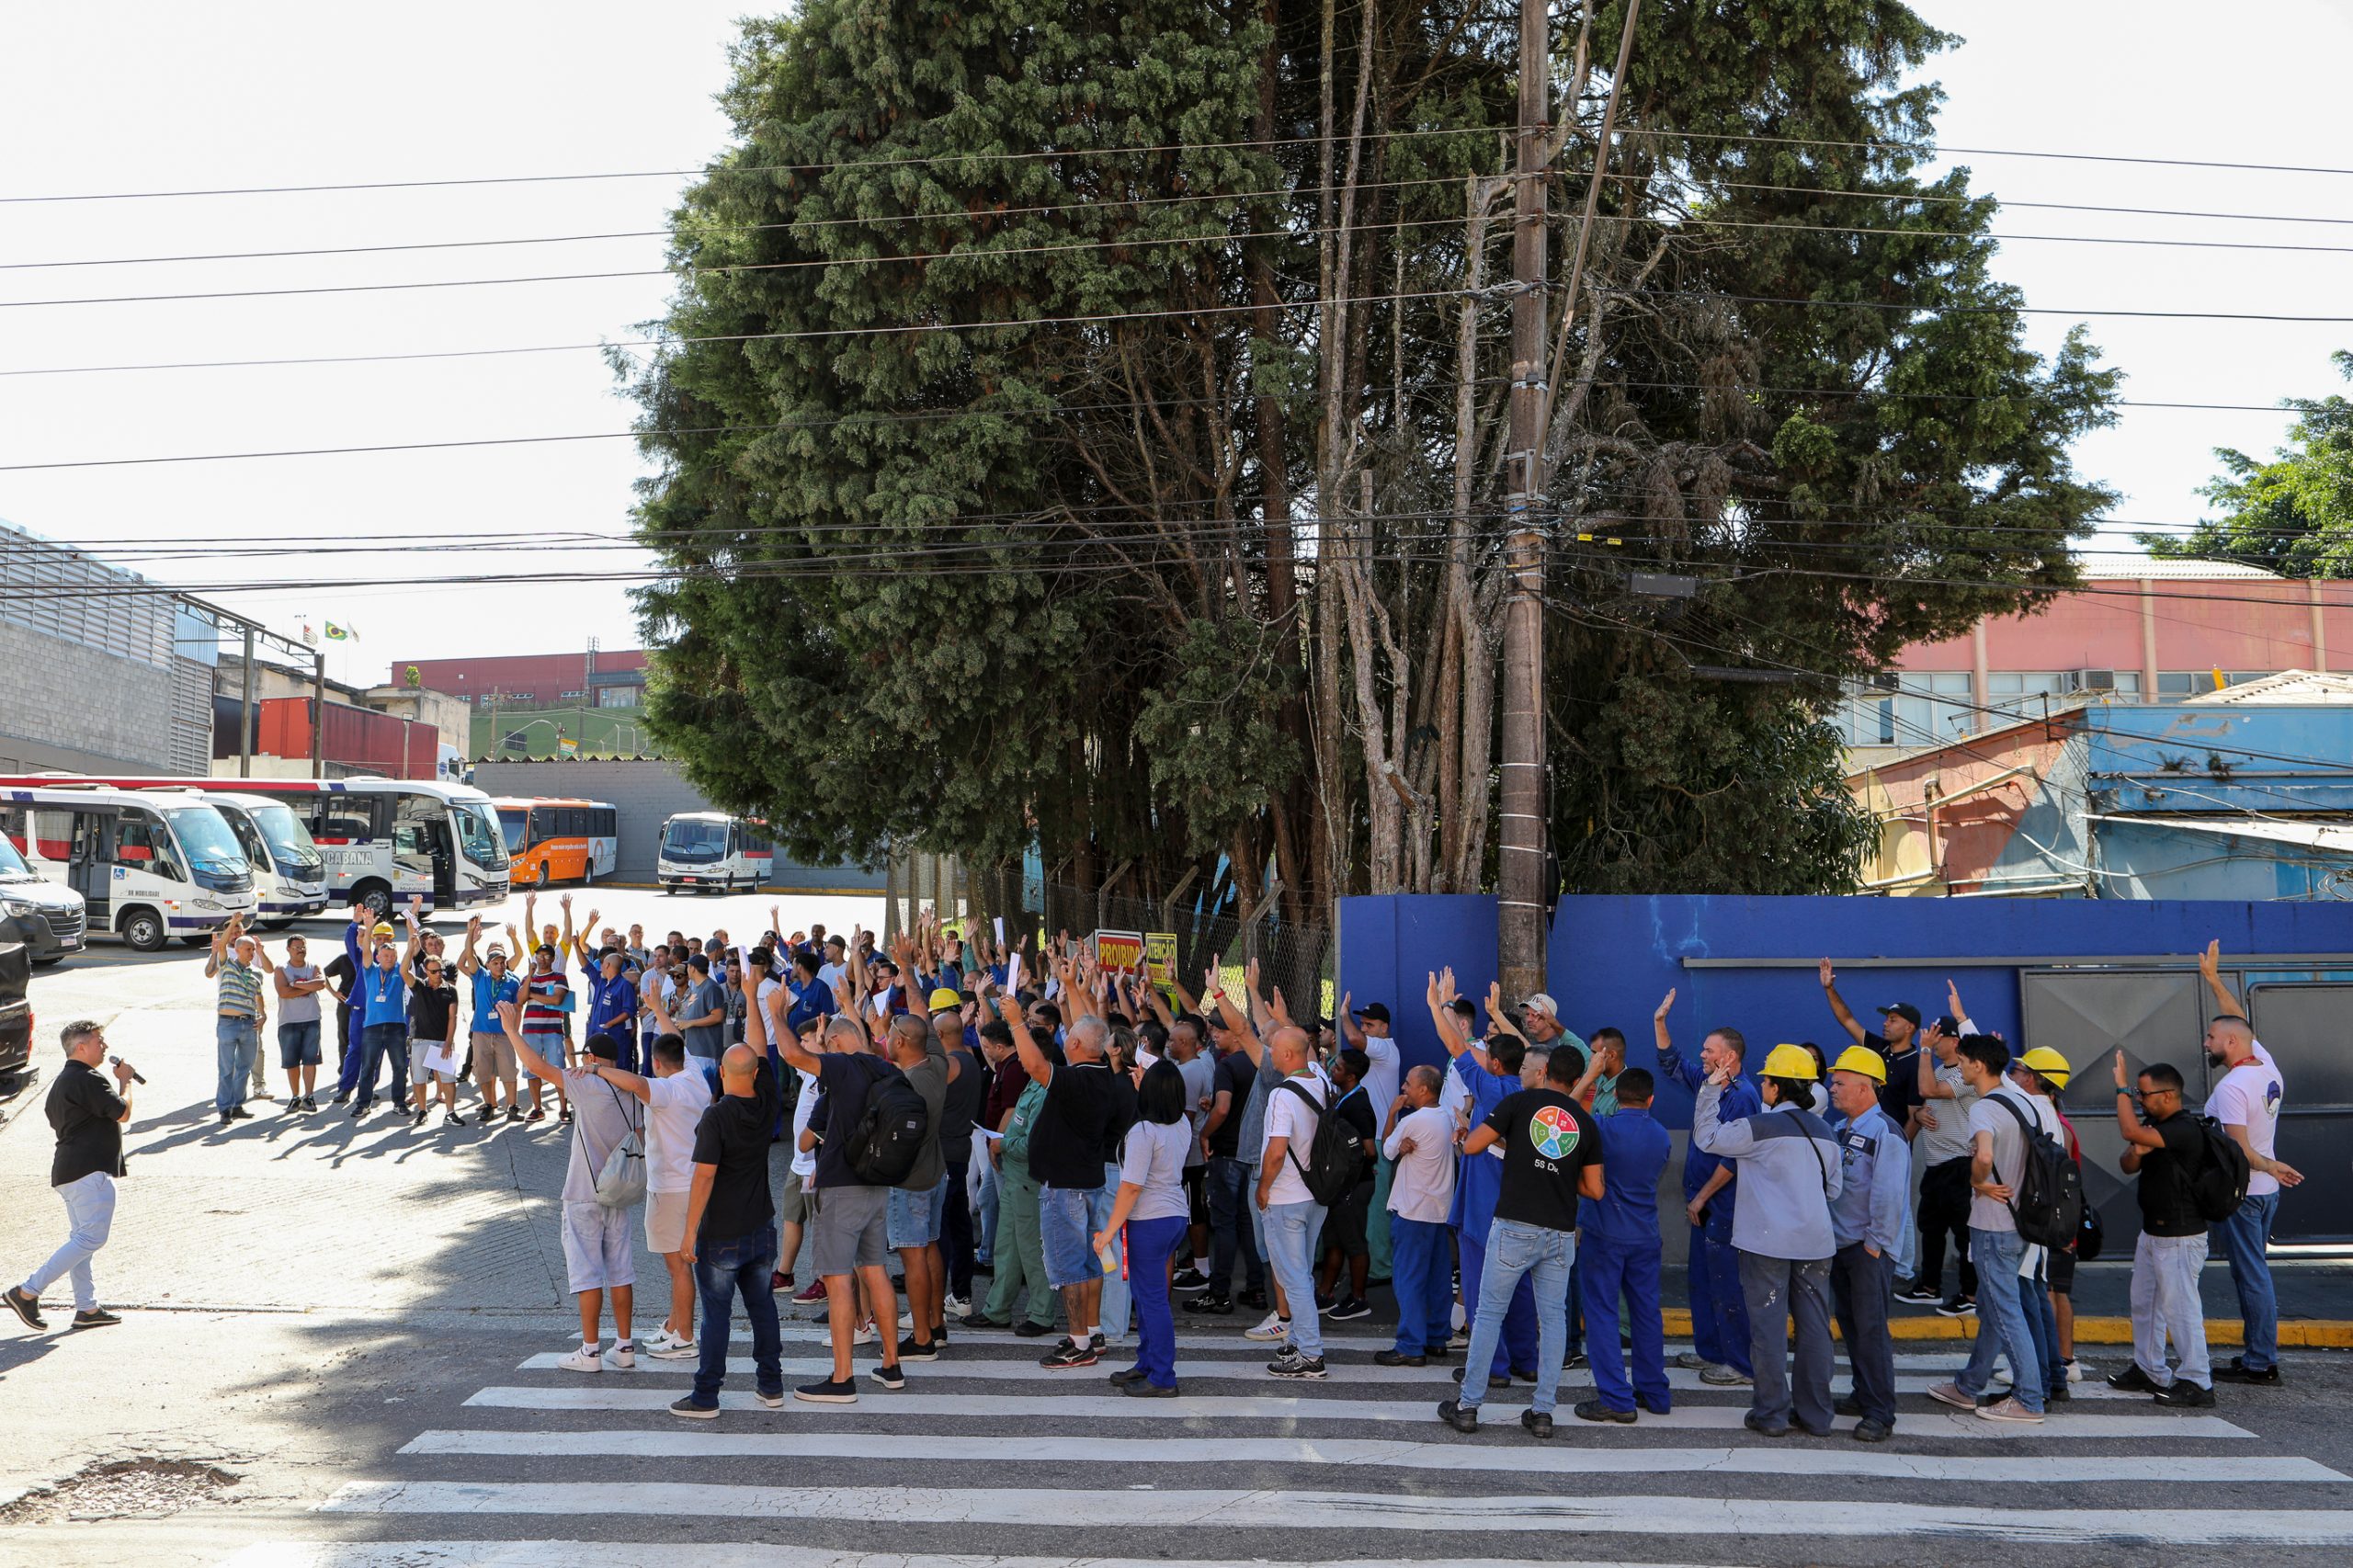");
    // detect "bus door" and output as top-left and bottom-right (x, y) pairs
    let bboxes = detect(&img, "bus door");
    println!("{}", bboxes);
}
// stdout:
(61, 807), (113, 924)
